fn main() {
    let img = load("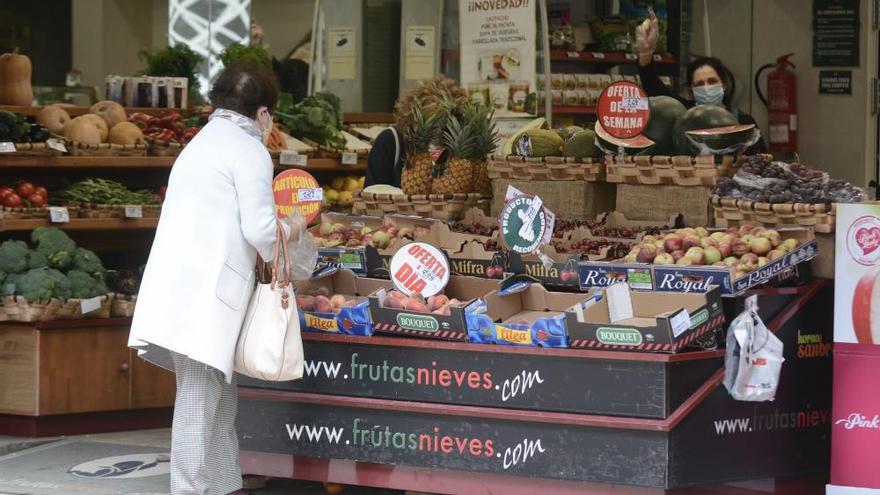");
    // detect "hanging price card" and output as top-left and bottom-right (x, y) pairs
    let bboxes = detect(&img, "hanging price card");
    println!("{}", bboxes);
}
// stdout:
(280, 150), (308, 167)
(49, 207), (70, 223)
